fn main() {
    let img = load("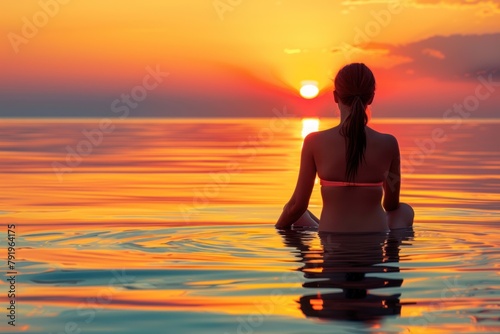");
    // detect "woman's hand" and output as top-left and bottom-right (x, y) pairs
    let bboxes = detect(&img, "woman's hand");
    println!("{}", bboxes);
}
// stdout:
(292, 210), (319, 230)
